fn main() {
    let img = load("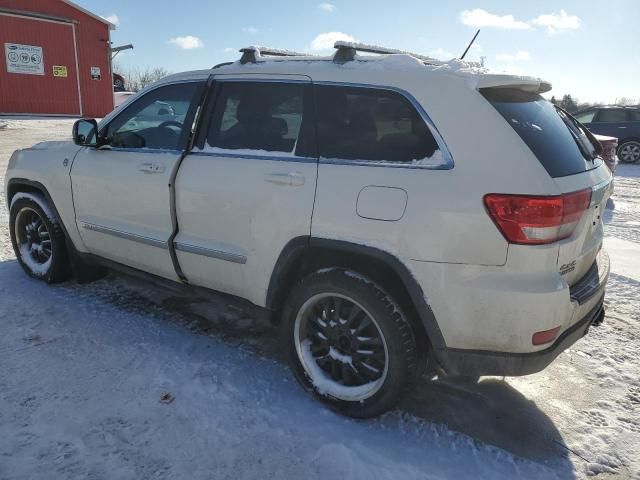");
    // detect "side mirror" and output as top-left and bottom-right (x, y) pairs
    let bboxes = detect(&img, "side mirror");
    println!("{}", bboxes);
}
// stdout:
(73, 119), (98, 146)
